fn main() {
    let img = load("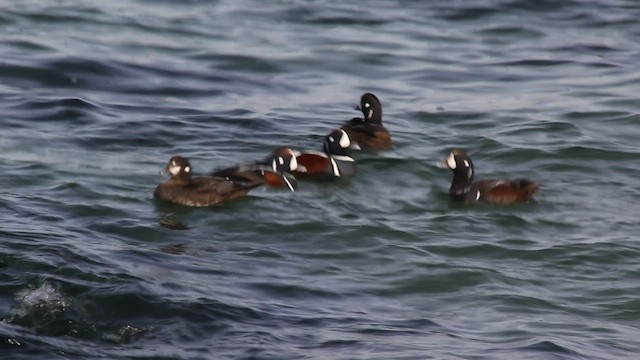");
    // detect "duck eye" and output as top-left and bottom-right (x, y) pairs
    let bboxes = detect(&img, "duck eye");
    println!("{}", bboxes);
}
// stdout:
(278, 156), (285, 166)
